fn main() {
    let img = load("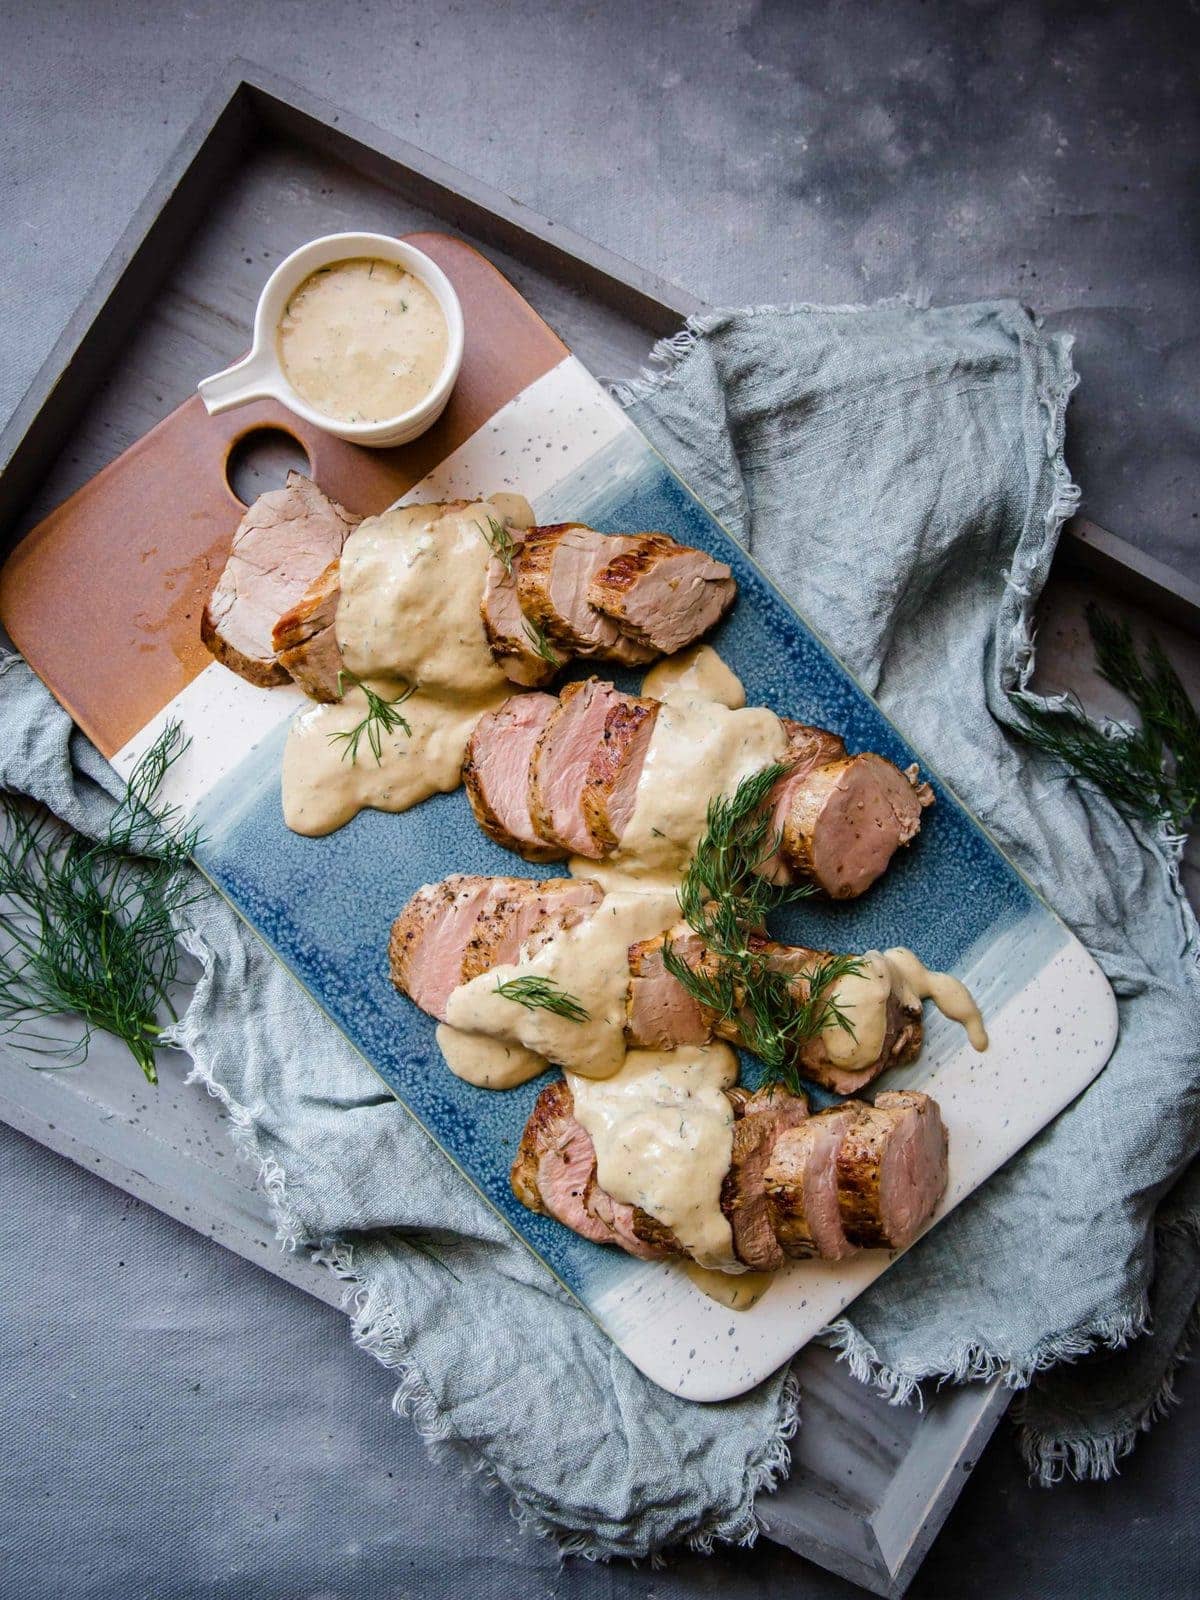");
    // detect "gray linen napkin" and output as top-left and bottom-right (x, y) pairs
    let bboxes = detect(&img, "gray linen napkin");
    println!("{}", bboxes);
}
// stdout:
(3, 299), (1197, 1554)
(620, 300), (1200, 1484)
